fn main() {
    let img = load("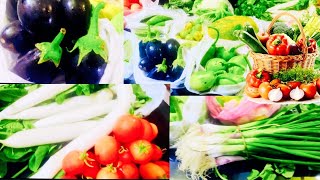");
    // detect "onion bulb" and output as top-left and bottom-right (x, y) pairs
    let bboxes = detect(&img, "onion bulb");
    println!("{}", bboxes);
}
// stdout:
(268, 88), (283, 102)
(290, 87), (304, 101)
